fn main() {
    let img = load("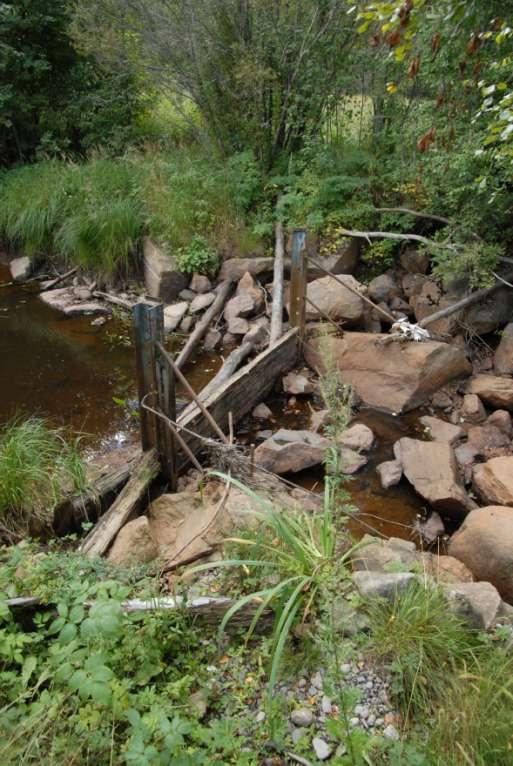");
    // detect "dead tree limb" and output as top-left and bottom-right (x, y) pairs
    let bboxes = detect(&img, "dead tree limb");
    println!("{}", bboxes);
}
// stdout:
(419, 270), (513, 329)
(79, 448), (160, 558)
(186, 342), (254, 408)
(40, 267), (78, 291)
(374, 207), (450, 225)
(269, 221), (285, 346)
(93, 291), (134, 310)
(175, 279), (233, 369)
